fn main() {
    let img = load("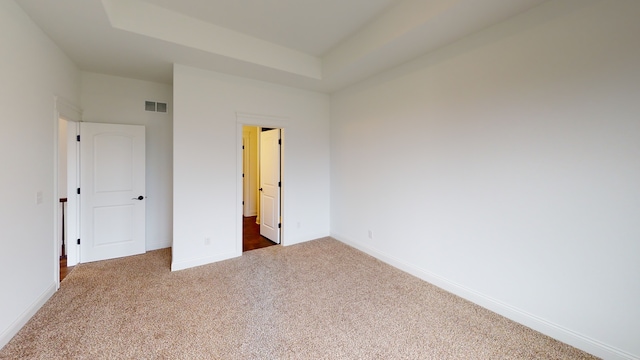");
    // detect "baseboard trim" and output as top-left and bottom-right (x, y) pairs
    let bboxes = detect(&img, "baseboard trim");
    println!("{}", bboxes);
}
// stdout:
(171, 250), (239, 272)
(331, 233), (638, 360)
(147, 239), (172, 252)
(284, 233), (330, 247)
(0, 283), (56, 350)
